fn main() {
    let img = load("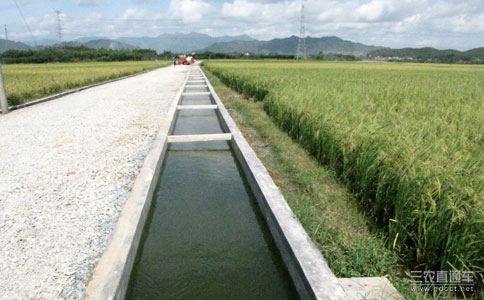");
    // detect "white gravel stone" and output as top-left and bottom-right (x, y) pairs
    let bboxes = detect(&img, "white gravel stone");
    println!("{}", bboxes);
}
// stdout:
(0, 65), (188, 300)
